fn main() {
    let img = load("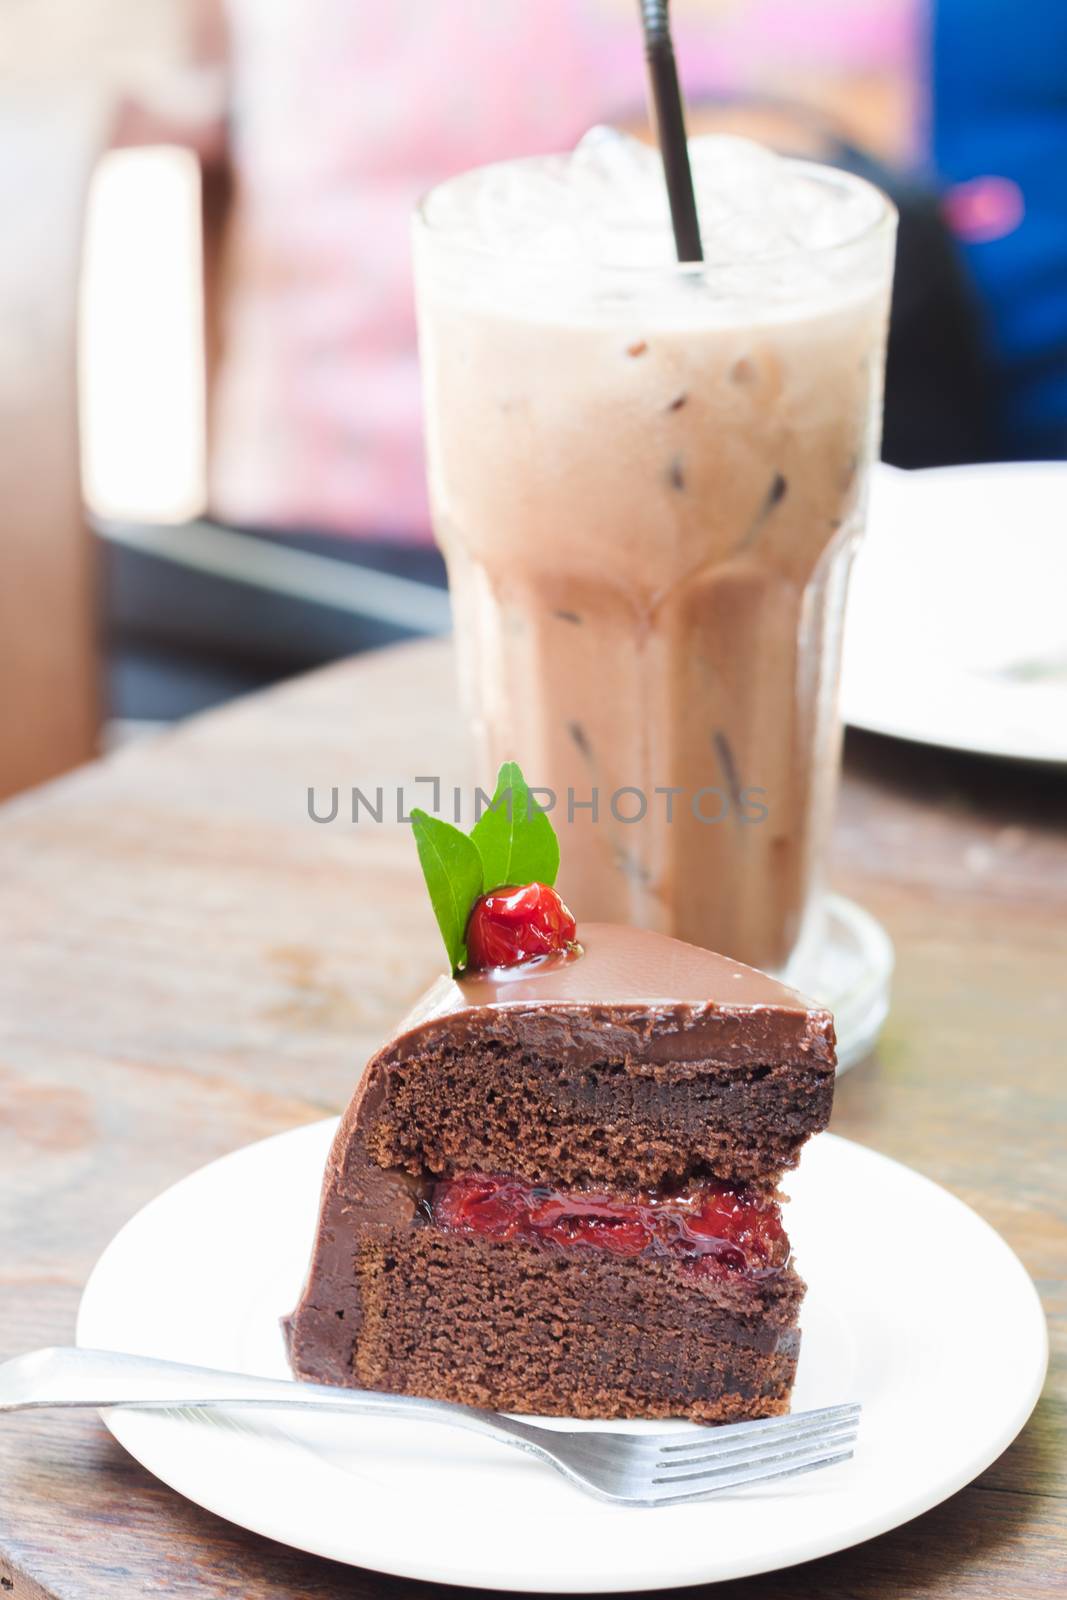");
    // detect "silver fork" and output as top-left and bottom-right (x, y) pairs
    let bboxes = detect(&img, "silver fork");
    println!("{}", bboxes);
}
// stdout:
(0, 1347), (859, 1508)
